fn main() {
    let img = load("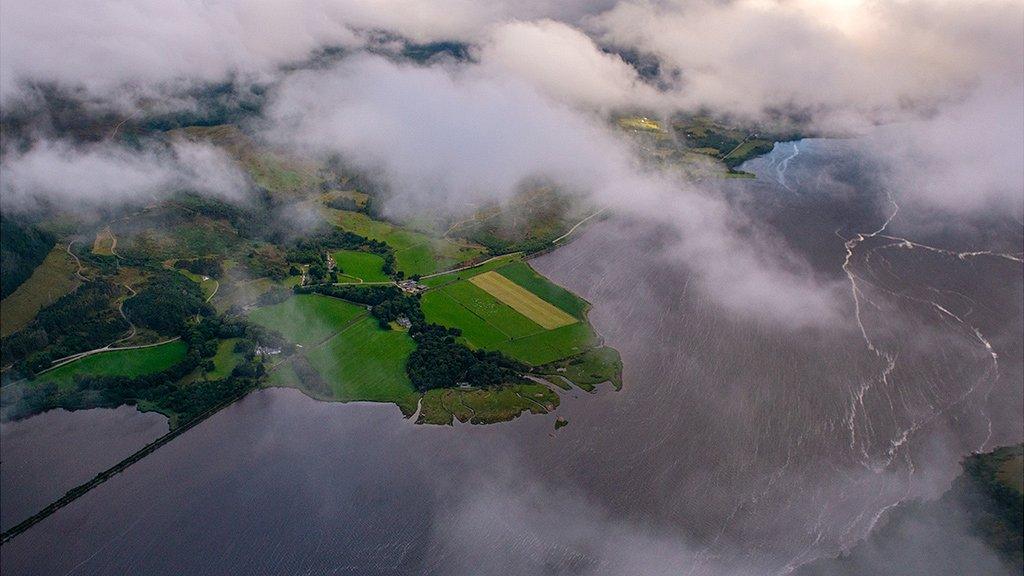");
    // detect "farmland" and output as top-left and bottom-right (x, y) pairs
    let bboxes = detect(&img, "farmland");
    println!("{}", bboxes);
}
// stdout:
(331, 250), (389, 282)
(34, 340), (189, 391)
(248, 294), (366, 346)
(327, 208), (485, 276)
(305, 316), (419, 412)
(469, 271), (577, 329)
(421, 261), (599, 366)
